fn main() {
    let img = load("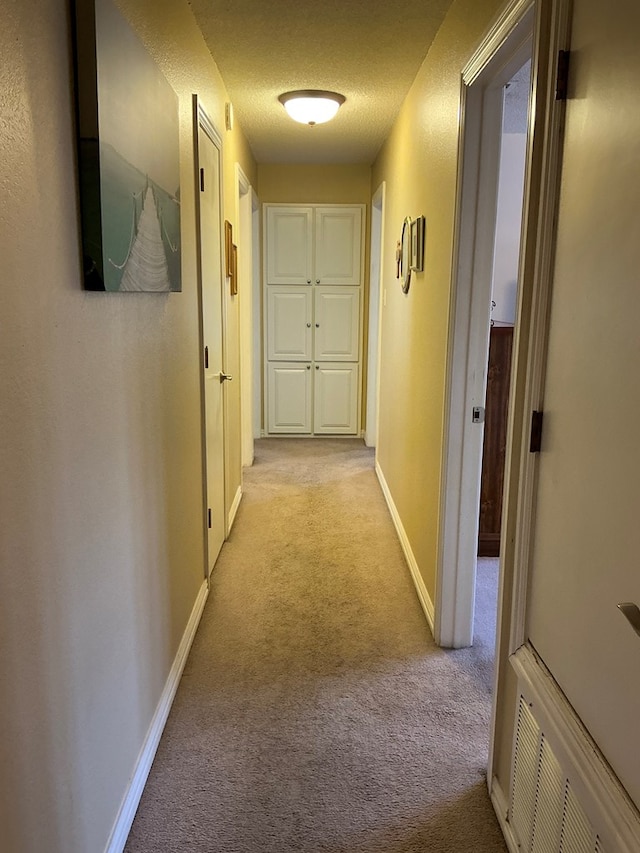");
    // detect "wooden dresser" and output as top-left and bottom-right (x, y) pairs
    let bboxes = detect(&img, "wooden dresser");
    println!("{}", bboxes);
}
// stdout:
(478, 325), (514, 557)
